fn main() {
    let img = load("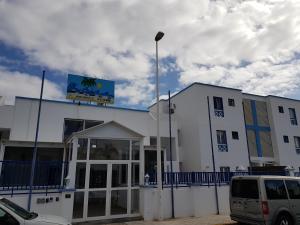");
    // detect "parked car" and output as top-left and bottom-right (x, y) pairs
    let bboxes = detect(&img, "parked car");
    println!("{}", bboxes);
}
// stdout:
(230, 175), (300, 225)
(0, 198), (71, 225)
